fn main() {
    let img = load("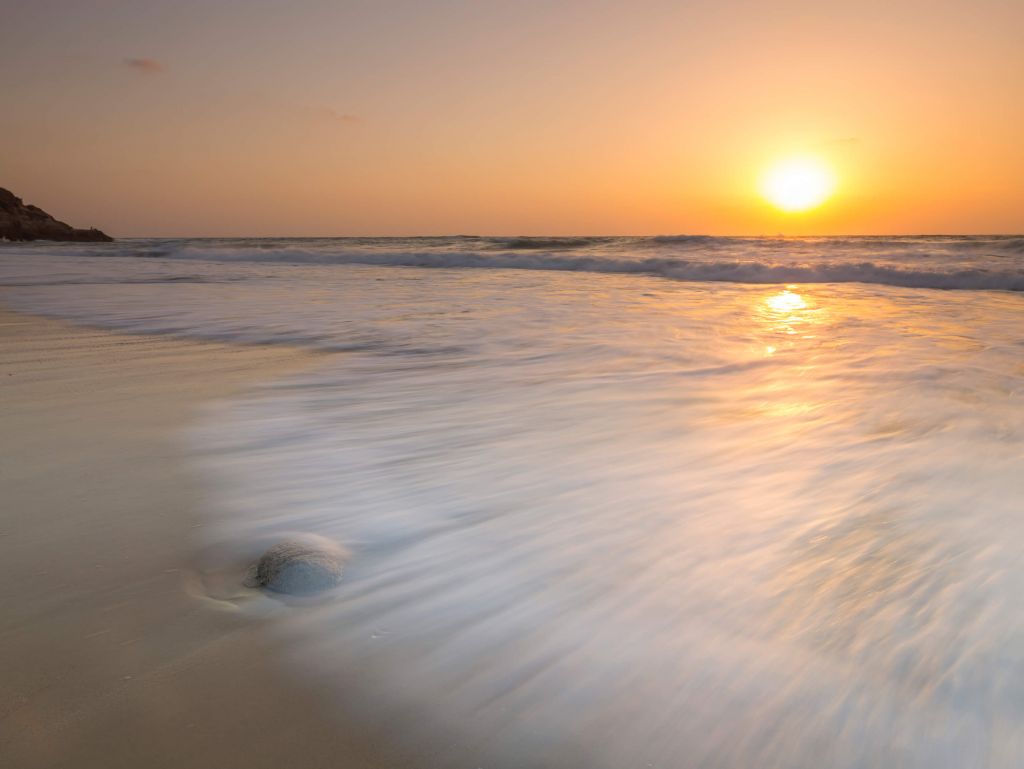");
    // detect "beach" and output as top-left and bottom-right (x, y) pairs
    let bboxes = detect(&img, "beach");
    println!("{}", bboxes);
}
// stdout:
(3, 239), (1024, 768)
(0, 306), (387, 769)
(4, 0), (1021, 762)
